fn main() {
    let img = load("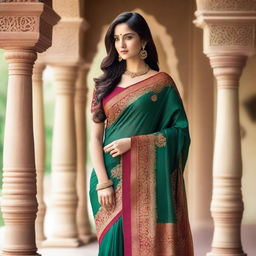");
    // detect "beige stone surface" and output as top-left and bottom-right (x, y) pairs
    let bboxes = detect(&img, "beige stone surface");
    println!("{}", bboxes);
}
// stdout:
(194, 1), (256, 254)
(33, 63), (47, 244)
(42, 65), (80, 248)
(0, 2), (59, 255)
(75, 65), (96, 244)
